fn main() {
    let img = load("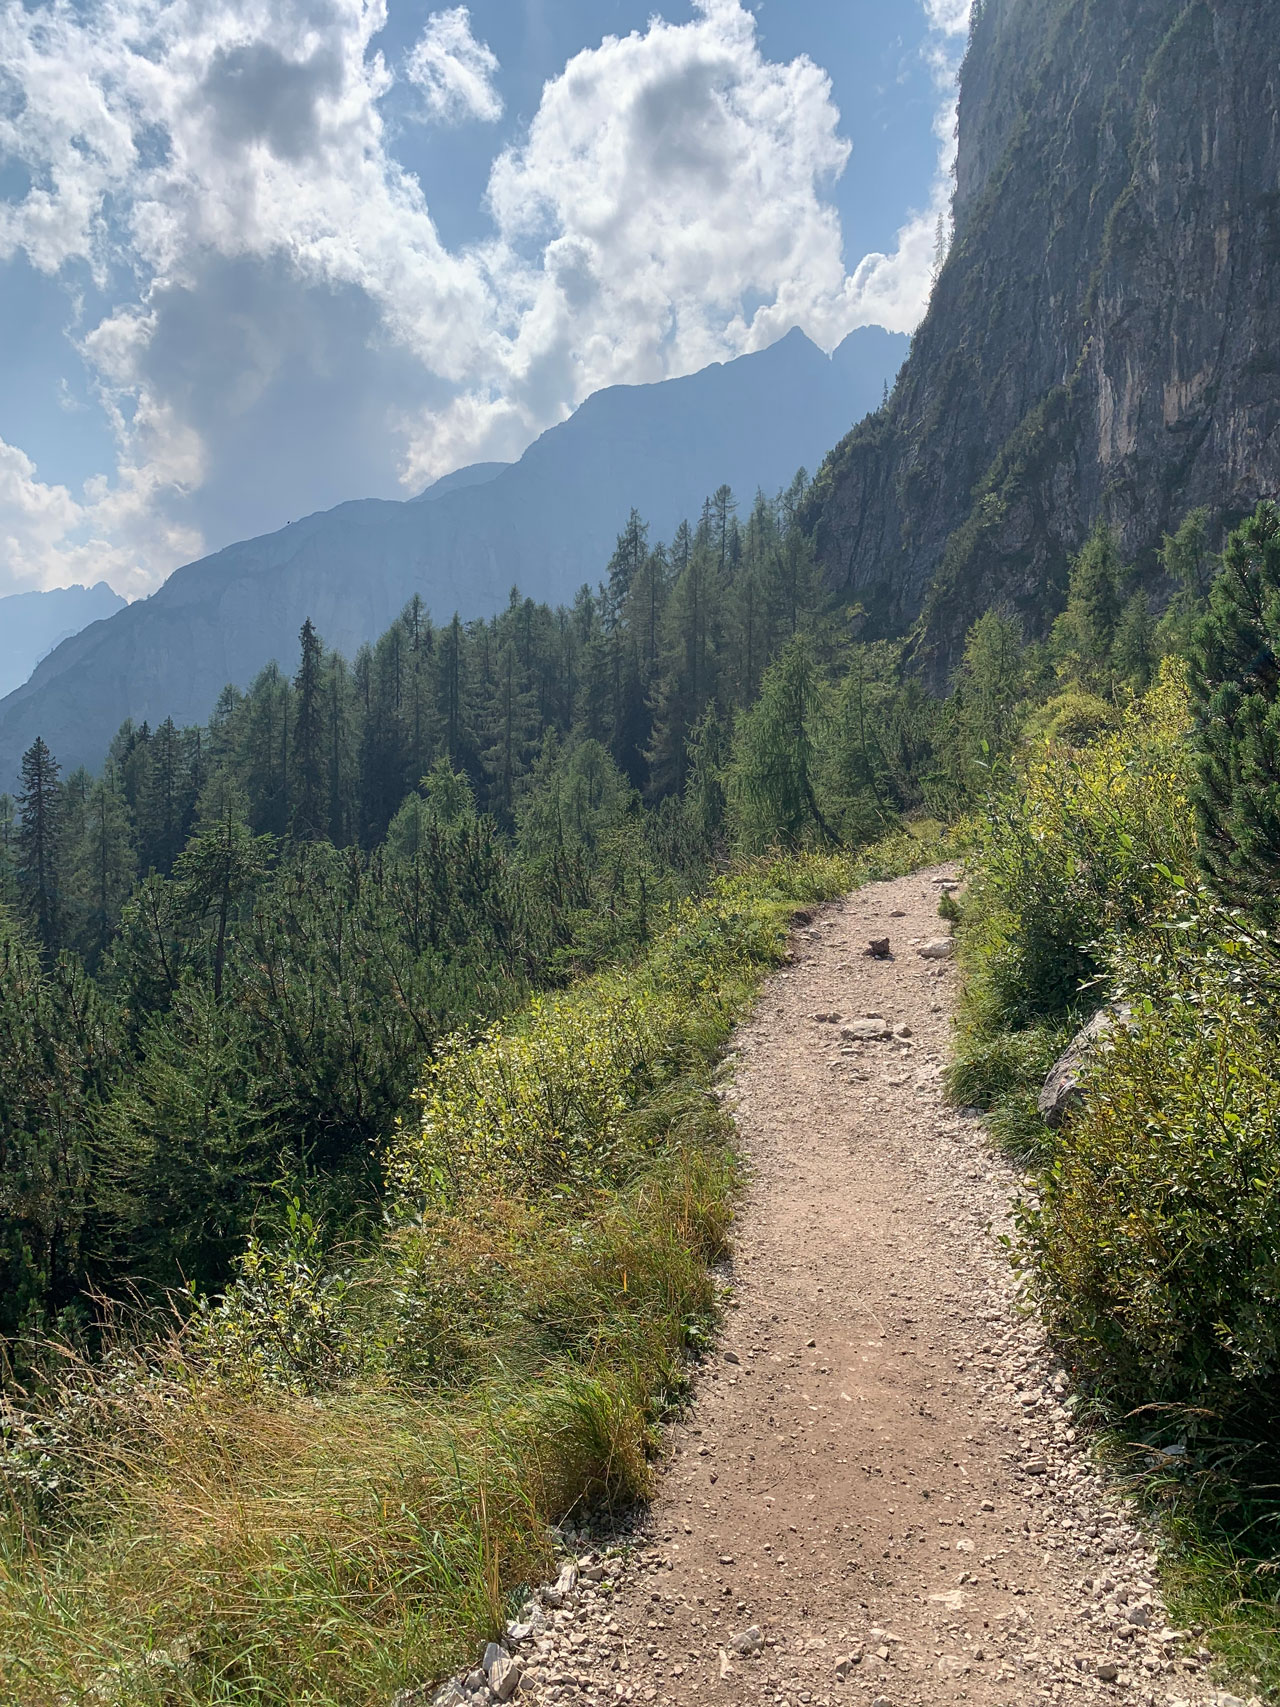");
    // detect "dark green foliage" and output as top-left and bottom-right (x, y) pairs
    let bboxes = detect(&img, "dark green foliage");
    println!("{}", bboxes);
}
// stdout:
(729, 638), (836, 853)
(1190, 501), (1280, 926)
(1154, 506), (1213, 658)
(0, 475), (1133, 1368)
(291, 618), (327, 841)
(0, 482), (852, 1354)
(1023, 943), (1280, 1437)
(0, 910), (120, 1343)
(17, 737), (63, 951)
